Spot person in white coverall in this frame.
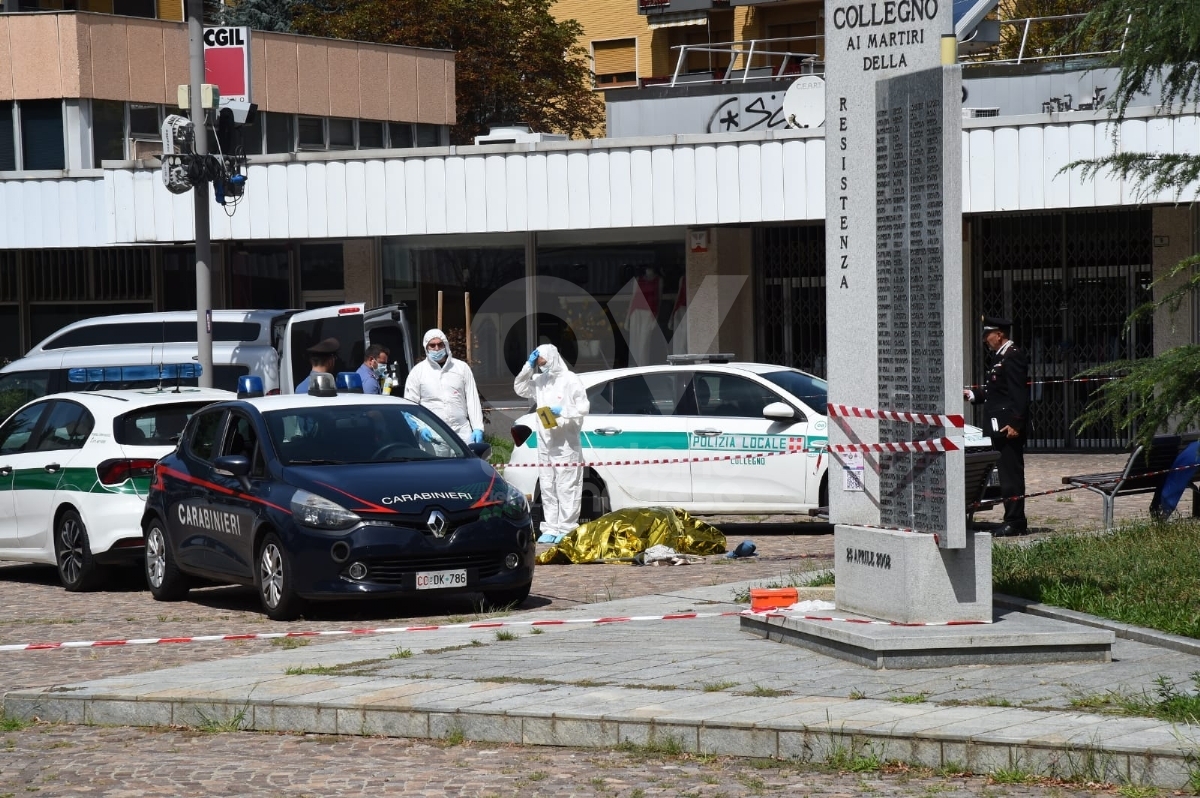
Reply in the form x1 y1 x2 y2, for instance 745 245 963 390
513 343 590 544
404 328 485 445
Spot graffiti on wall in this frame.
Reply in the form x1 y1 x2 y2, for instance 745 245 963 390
706 93 789 134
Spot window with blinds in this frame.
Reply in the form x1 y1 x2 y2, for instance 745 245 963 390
0 103 14 171
593 39 637 86
20 100 65 171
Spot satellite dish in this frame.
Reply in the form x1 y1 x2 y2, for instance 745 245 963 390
783 75 826 129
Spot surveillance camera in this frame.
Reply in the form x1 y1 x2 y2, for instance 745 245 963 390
218 98 258 126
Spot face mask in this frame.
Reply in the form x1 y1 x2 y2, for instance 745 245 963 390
537 365 548 374
375 364 388 378
428 348 448 363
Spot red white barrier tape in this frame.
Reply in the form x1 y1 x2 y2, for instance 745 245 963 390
498 448 809 469
829 437 963 454
0 609 988 652
827 404 965 428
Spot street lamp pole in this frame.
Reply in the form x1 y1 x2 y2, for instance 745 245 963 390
187 0 214 388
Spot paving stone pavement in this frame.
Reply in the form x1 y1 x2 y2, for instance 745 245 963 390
1 452 1193 796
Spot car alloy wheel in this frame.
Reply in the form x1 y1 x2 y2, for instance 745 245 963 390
256 533 303 621
54 509 102 592
144 519 189 601
260 542 285 608
145 526 167 589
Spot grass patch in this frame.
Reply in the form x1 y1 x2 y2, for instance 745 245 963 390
992 517 1200 638
701 680 738 692
193 703 250 733
743 685 793 697
389 647 413 659
495 630 518 641
731 570 829 603
617 733 686 757
271 637 310 650
887 692 928 704
1068 673 1200 723
486 434 514 467
0 711 31 732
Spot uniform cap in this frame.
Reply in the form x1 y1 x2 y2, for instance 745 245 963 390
982 316 1011 332
306 337 340 355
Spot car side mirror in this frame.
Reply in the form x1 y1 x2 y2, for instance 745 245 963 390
763 402 796 421
214 454 252 491
467 441 493 460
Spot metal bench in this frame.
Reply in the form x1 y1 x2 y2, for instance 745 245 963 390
1061 434 1183 531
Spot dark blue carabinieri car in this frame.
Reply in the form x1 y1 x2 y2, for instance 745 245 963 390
141 376 535 620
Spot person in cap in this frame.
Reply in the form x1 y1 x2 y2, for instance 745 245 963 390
964 317 1029 536
514 343 590 544
403 328 485 445
295 337 340 395
356 344 390 395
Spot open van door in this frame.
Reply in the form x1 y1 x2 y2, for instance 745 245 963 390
279 304 367 394
364 303 417 388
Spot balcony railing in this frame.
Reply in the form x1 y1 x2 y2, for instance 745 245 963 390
669 35 823 87
963 12 1129 66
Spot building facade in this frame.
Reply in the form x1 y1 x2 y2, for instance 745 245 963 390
0 8 1195 451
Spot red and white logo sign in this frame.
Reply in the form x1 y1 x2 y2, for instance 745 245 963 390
203 26 252 103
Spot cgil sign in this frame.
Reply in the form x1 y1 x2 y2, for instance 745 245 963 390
203 26 252 103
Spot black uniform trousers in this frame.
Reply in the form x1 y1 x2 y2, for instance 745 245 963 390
990 430 1026 529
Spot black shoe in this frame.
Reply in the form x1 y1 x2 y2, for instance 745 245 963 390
994 524 1027 537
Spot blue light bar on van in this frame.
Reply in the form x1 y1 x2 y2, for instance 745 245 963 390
67 363 203 384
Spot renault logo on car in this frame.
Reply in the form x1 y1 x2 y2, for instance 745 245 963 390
427 510 448 538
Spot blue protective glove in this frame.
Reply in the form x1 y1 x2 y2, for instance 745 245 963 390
550 405 562 416
470 429 484 444
420 428 434 443
527 349 540 368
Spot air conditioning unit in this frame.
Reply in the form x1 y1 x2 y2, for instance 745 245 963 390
963 107 1000 119
474 124 568 146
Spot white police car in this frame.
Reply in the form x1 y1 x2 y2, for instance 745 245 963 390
142 373 535 620
0 365 231 590
505 360 991 519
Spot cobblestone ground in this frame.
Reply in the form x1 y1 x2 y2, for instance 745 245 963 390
0 453 1169 796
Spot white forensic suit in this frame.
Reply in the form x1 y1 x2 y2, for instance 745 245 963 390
513 343 590 542
404 328 485 444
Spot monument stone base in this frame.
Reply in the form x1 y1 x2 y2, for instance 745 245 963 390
834 525 991 624
740 609 1114 669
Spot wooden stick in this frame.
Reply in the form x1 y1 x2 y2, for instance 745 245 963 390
464 292 473 364
437 290 443 330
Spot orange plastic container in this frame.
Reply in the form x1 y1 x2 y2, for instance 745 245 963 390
750 587 798 612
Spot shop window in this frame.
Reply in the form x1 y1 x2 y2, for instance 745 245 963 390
388 122 414 148
593 39 637 87
414 124 441 147
128 103 160 138
299 243 344 295
0 306 19 364
239 110 264 155
298 116 325 149
358 121 384 149
92 99 125 165
229 246 290 308
162 248 197 311
20 100 65 171
112 0 156 16
0 102 14 171
329 118 354 149
264 112 294 154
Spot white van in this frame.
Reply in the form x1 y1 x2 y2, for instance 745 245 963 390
0 304 417 418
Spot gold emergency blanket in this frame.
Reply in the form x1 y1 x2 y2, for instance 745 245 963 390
537 507 726 565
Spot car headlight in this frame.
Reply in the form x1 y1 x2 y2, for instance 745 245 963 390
291 489 360 531
501 482 530 521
